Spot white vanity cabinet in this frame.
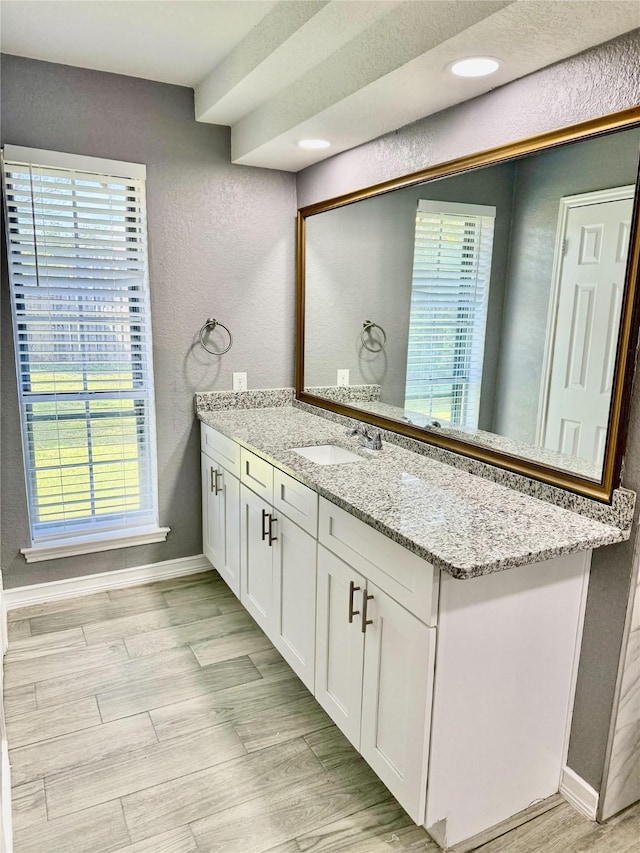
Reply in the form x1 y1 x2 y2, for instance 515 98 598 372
200 432 241 598
240 484 275 631
315 502 437 823
202 429 319 690
240 448 318 691
200 421 595 850
315 545 366 747
271 510 317 690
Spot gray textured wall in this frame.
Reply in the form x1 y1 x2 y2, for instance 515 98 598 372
0 55 297 589
297 30 640 792
493 129 640 445
304 165 515 425
304 191 414 405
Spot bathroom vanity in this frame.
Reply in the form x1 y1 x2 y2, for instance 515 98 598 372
197 400 632 851
195 107 640 851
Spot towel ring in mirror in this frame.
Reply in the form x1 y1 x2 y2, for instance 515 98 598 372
361 320 387 353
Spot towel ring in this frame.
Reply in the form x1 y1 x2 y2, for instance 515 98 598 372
199 318 233 355
361 320 387 353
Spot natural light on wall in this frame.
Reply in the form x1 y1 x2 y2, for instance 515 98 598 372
1 145 167 562
405 200 495 429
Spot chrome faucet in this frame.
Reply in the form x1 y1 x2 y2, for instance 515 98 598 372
403 416 441 429
347 424 383 450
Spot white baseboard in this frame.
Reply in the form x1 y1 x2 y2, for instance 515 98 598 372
4 554 212 610
560 766 599 820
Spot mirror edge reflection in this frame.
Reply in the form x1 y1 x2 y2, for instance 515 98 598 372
295 107 640 503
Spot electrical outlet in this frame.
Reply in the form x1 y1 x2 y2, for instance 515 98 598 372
337 369 349 387
232 372 247 392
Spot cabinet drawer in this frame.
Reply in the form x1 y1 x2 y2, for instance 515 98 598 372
201 423 240 477
241 448 274 502
319 498 438 626
273 469 318 537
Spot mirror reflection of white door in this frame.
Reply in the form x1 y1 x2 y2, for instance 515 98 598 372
540 186 635 470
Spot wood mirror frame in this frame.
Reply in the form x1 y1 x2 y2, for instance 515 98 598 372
295 107 640 502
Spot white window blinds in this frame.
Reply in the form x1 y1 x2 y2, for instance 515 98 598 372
2 146 159 545
404 200 495 429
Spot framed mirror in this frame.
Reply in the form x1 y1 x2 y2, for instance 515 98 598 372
296 108 640 502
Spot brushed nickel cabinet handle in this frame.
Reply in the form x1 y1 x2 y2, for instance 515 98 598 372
268 514 278 546
348 580 361 623
361 591 374 633
210 466 216 493
213 469 222 495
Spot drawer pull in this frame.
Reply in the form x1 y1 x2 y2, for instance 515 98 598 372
361 591 374 633
268 514 278 546
348 580 361 623
261 508 269 541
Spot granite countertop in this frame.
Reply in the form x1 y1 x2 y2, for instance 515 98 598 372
198 406 630 579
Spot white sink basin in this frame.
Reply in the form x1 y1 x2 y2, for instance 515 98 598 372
291 444 364 465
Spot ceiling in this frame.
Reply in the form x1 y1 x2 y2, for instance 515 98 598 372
1 0 638 172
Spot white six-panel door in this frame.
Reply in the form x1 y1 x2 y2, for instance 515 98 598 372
542 189 634 466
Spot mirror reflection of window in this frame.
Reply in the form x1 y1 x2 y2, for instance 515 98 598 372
404 200 496 429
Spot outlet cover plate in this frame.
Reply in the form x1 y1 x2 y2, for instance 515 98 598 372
233 372 247 392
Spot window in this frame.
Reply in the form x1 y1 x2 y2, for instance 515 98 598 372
2 146 167 561
404 200 495 429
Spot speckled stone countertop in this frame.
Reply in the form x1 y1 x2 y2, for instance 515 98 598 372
198 405 631 580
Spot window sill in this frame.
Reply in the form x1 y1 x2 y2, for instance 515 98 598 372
21 527 171 563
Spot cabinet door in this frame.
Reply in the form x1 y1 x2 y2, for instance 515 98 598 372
217 464 241 598
360 582 436 824
201 453 240 598
240 484 274 635
201 453 220 569
272 514 317 691
315 545 365 750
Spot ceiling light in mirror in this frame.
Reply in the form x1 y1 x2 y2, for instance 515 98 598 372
449 57 501 77
298 139 331 150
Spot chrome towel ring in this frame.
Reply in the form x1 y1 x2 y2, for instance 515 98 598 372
199 318 233 355
361 320 387 353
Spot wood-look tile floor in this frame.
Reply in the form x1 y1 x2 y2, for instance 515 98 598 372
5 570 639 853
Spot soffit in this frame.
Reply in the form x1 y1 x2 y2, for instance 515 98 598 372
1 0 638 171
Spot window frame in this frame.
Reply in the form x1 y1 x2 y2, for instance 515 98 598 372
404 199 496 430
1 145 168 562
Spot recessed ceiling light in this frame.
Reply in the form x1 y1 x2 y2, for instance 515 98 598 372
449 57 501 78
298 139 331 150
